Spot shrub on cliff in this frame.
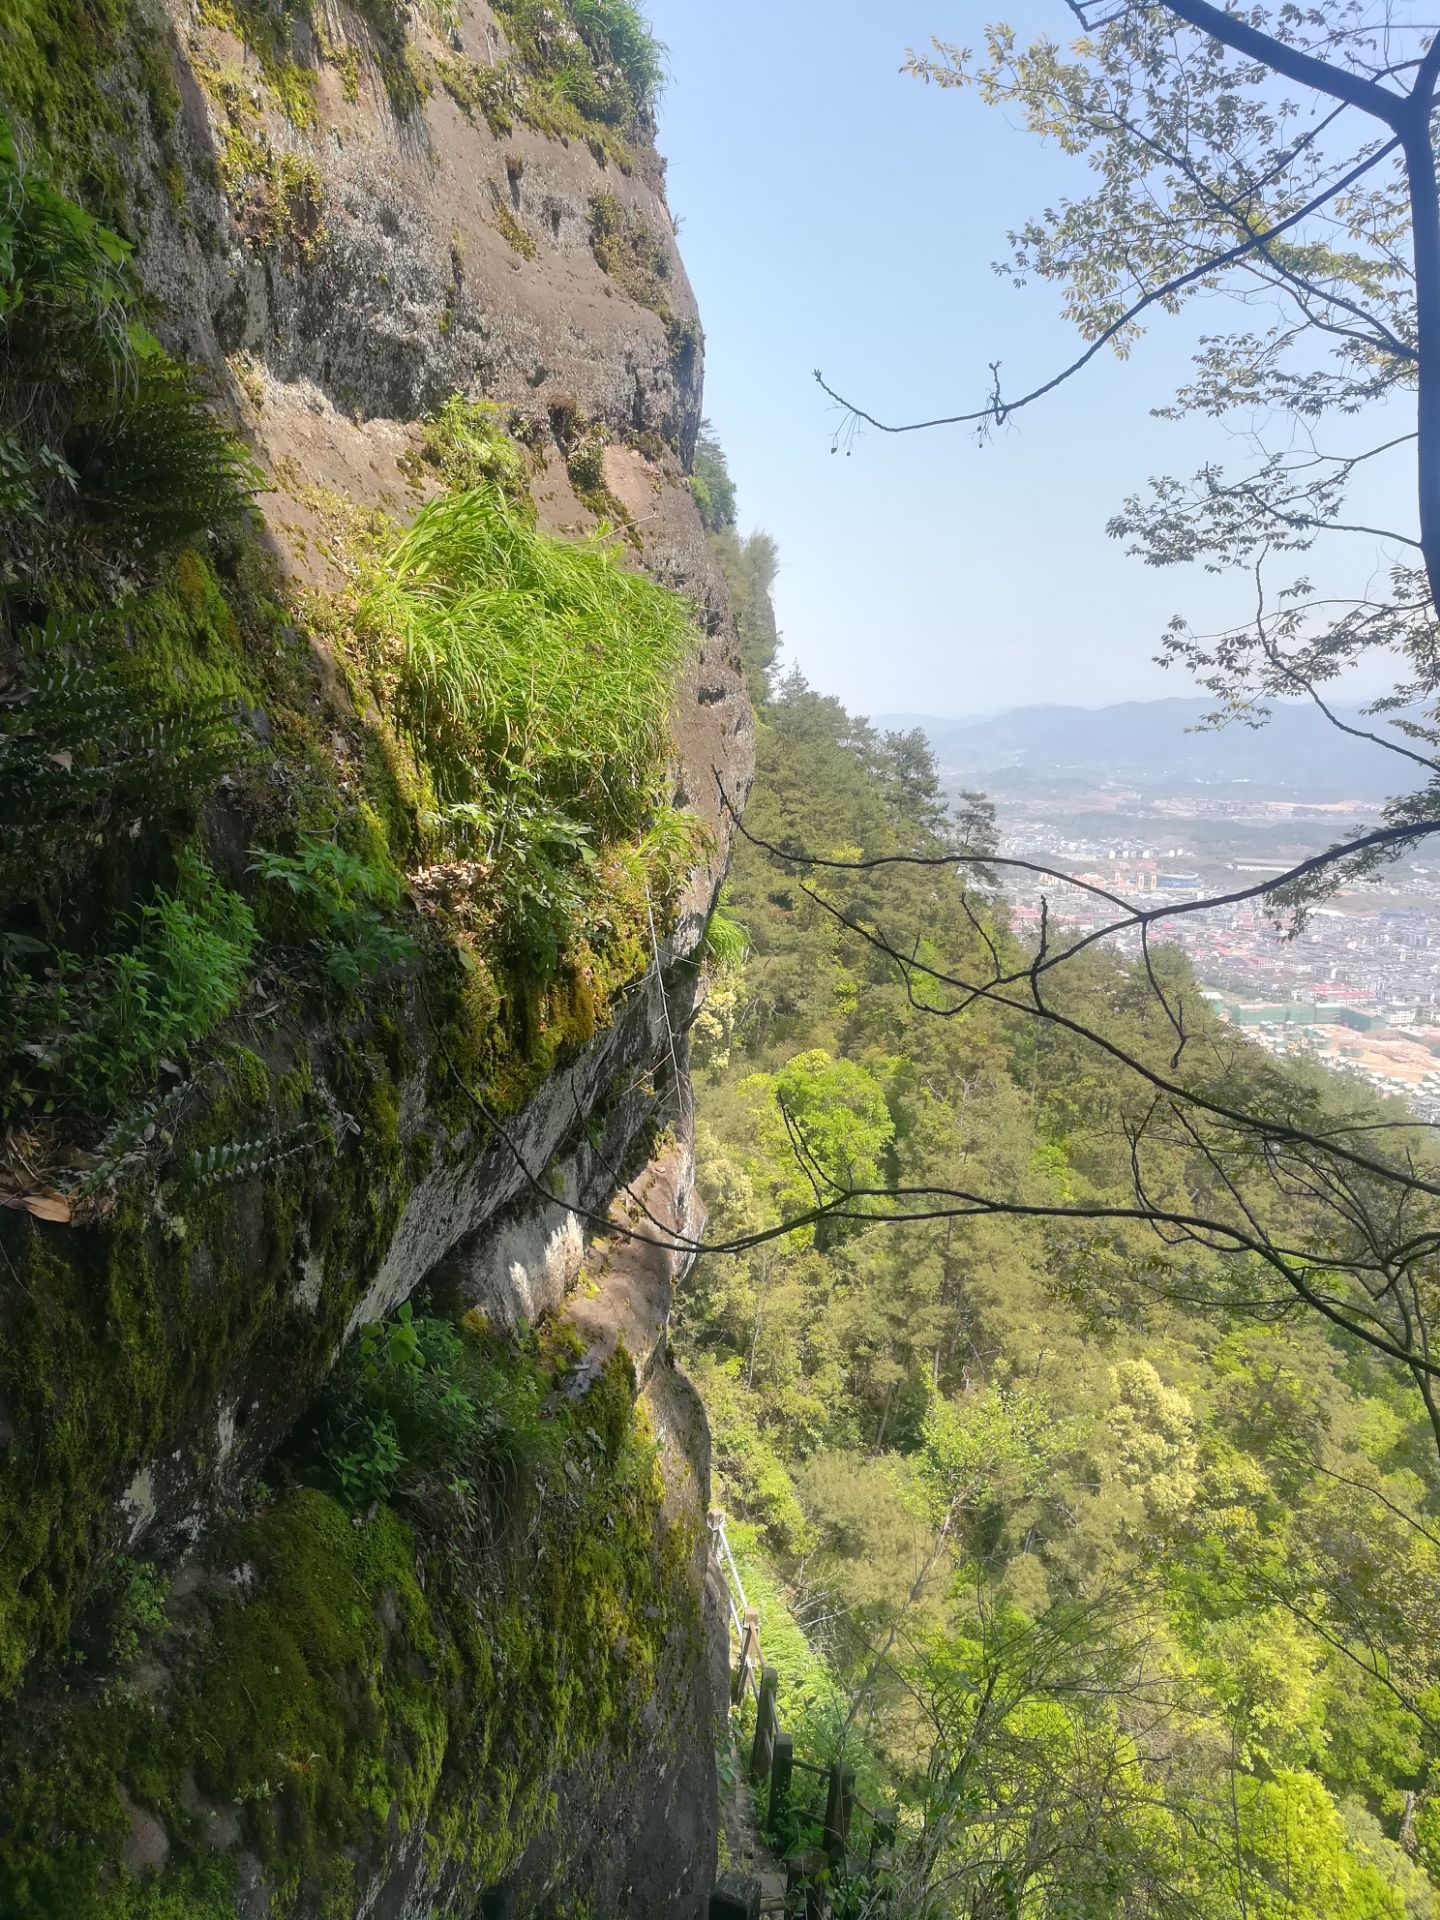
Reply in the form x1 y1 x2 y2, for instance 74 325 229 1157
493 0 665 126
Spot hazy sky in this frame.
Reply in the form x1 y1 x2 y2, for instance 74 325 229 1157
646 0 1416 721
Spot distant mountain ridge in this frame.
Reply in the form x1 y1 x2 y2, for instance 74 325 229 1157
877 697 1420 802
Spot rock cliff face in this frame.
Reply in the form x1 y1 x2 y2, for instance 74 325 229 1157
0 2 749 1913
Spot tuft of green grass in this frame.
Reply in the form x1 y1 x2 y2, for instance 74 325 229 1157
356 482 694 838
704 898 749 971
349 482 696 973
568 0 665 115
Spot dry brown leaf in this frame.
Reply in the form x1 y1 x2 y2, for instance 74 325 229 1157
0 1190 73 1223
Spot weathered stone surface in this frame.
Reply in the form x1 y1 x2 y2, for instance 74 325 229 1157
710 1873 764 1920
133 2 698 444
12 0 754 1599
0 3 749 1910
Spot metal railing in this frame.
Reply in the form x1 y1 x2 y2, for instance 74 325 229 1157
709 1509 751 1638
709 1508 764 1707
707 1511 898 1920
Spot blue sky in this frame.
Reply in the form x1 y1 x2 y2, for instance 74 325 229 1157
646 0 1414 721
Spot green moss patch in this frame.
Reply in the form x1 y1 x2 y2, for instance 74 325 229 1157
491 196 538 260
0 0 151 209
200 71 328 255
0 1328 699 1920
194 0 421 124
587 192 699 382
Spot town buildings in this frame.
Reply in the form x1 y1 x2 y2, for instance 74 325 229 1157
997 818 1440 1117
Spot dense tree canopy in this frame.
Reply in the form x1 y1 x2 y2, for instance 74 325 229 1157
688 648 1440 1917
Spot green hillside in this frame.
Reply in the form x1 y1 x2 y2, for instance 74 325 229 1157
686 432 1440 1919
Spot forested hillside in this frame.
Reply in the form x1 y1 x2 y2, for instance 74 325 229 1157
686 435 1440 1918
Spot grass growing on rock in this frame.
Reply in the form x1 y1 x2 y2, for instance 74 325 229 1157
356 483 691 832
410 396 538 511
492 0 664 127
589 189 671 313
437 0 663 170
195 0 423 123
347 479 701 972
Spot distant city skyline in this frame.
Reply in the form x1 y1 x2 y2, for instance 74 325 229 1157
648 0 1415 721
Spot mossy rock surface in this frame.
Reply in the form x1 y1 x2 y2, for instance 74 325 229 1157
0 1021 411 1699
0 1338 705 1920
0 0 739 1909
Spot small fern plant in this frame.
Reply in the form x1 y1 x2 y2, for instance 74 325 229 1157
0 618 243 891
249 838 418 988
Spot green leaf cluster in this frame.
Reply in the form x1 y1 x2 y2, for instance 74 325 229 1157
316 1303 561 1509
249 838 418 989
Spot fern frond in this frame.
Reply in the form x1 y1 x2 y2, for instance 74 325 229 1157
0 630 242 850
187 1124 321 1190
68 360 262 552
73 1079 194 1197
